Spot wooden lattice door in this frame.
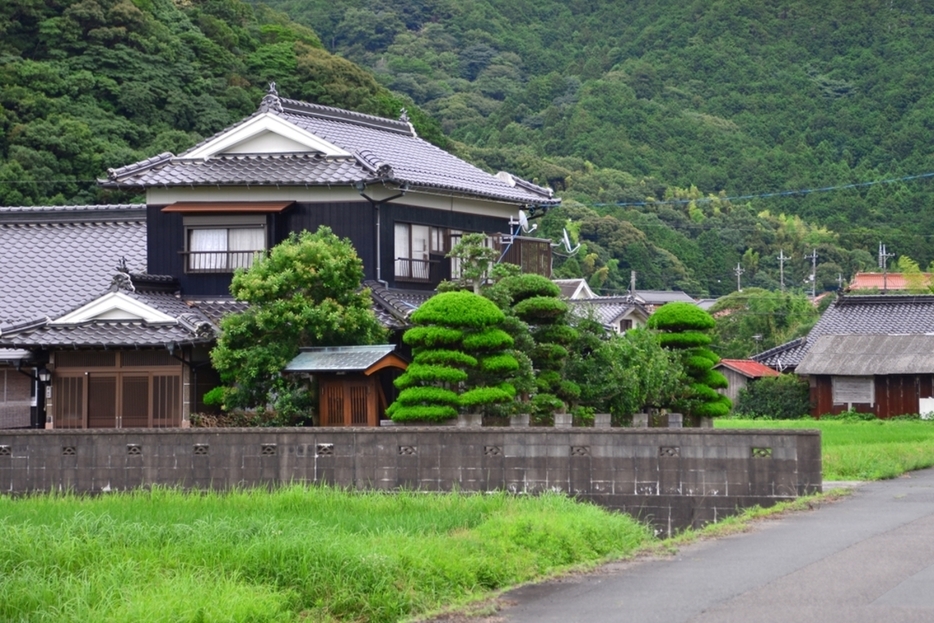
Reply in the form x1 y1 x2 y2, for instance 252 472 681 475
319 376 377 427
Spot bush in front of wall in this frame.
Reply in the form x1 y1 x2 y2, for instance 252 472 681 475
387 291 518 422
734 374 811 420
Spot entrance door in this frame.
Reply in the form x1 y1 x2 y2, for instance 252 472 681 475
87 375 118 428
319 377 377 426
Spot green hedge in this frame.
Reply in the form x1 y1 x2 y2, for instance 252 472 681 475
413 350 478 368
394 364 468 389
404 326 464 348
513 296 569 321
462 328 514 351
658 331 712 348
647 302 716 331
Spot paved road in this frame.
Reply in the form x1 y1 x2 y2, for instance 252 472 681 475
469 468 934 623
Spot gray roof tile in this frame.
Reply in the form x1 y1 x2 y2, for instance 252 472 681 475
755 294 934 370
570 296 647 328
0 206 147 326
0 291 214 349
105 97 558 207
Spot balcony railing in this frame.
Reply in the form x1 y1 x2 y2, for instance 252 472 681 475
182 250 264 273
394 257 439 283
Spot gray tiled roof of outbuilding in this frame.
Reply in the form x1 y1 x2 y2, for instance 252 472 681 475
0 205 147 327
754 294 934 370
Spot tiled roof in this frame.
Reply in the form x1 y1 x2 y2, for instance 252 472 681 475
0 205 147 327
717 359 780 378
184 298 250 325
569 296 647 328
284 344 404 373
553 278 596 299
796 334 934 376
366 281 435 328
104 93 558 207
755 294 934 371
0 290 215 349
633 290 696 305
104 153 368 188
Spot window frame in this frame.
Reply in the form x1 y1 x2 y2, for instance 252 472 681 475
183 215 267 273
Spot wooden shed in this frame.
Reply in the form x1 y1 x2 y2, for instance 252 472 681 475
284 345 408 427
795 334 934 418
714 359 780 402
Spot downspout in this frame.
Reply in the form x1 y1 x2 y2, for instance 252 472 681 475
167 344 212 421
355 181 407 287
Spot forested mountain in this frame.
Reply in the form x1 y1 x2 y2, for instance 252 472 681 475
3 0 934 298
253 0 934 295
0 0 442 207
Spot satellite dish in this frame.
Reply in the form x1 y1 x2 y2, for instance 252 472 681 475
517 210 538 234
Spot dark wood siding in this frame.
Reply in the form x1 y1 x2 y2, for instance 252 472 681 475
149 200 512 296
382 203 510 289
284 202 376 280
810 374 933 419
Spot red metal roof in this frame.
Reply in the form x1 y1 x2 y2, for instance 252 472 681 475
717 359 781 378
848 272 932 291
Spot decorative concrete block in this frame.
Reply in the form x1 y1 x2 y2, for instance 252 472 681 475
594 413 612 428
554 413 572 428
457 413 483 428
509 414 530 427
667 413 683 428
632 413 649 427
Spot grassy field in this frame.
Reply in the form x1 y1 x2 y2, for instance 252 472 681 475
0 487 650 623
718 418 934 481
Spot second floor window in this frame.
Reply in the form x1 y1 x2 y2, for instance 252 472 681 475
184 215 266 273
395 223 445 281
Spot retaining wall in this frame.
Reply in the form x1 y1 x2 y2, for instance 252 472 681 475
0 428 821 534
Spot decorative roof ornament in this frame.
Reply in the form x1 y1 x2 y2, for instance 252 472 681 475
399 107 410 123
115 256 129 274
258 82 283 114
109 271 135 293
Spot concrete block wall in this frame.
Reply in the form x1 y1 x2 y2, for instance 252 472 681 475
0 428 821 534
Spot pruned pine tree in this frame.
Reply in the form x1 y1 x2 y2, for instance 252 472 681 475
387 291 518 422
647 302 732 418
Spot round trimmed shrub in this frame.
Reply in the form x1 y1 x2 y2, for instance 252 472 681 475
410 290 505 328
404 326 464 348
462 328 514 351
498 273 561 301
413 350 478 368
513 296 569 321
658 331 712 349
647 302 716 332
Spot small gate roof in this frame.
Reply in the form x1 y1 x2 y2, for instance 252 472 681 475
284 344 406 374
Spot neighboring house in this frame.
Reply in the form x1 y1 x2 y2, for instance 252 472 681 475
796 335 934 418
714 359 780 403
570 296 650 333
553 278 597 299
102 84 559 298
754 294 934 418
0 205 147 428
2 87 560 429
847 272 933 293
632 289 696 313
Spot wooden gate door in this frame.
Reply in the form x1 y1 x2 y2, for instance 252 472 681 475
87 374 118 428
319 376 377 427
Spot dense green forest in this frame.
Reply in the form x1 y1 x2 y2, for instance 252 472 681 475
253 0 934 295
3 0 934 298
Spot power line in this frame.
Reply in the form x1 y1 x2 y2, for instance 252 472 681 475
590 171 934 209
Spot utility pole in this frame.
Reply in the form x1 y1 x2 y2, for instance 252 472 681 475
879 242 894 293
734 262 745 292
837 273 844 291
777 249 788 293
805 249 818 299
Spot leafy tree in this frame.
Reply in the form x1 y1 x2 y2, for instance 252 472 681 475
565 318 682 423
211 227 385 422
647 302 732 419
710 288 819 359
387 291 518 422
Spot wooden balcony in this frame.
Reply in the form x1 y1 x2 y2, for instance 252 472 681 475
494 235 552 277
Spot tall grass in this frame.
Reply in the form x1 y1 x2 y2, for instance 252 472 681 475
0 487 650 623
717 418 934 480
